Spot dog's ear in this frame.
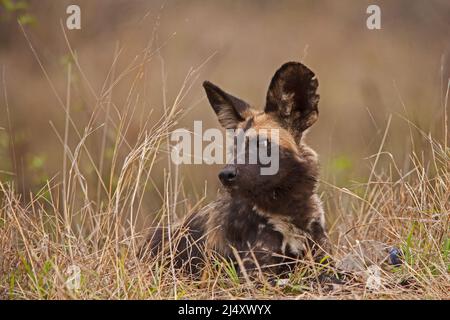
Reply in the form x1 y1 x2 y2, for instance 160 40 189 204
264 62 319 139
203 81 252 129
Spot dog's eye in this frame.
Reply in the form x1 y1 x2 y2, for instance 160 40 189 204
259 137 270 149
260 140 268 148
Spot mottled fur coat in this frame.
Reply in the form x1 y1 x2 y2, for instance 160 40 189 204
142 62 330 276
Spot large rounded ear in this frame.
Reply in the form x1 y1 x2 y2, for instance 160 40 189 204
264 62 319 139
203 81 252 129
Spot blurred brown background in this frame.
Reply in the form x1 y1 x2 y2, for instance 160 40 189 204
0 0 449 217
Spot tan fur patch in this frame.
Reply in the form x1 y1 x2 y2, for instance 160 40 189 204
201 201 228 253
242 113 300 155
253 205 309 255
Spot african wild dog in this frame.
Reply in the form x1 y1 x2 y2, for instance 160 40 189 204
142 62 330 276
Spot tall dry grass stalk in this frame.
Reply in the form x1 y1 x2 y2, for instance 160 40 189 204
0 24 448 300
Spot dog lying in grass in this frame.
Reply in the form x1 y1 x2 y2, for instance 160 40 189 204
142 62 331 277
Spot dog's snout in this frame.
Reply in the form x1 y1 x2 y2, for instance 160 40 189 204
219 167 237 185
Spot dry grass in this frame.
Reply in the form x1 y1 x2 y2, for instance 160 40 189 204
0 106 448 299
0 2 449 299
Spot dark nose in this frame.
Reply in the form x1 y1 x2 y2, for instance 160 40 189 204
218 167 237 185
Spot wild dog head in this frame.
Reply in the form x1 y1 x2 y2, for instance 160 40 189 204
203 62 320 209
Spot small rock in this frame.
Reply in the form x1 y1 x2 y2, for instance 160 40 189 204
388 247 402 266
